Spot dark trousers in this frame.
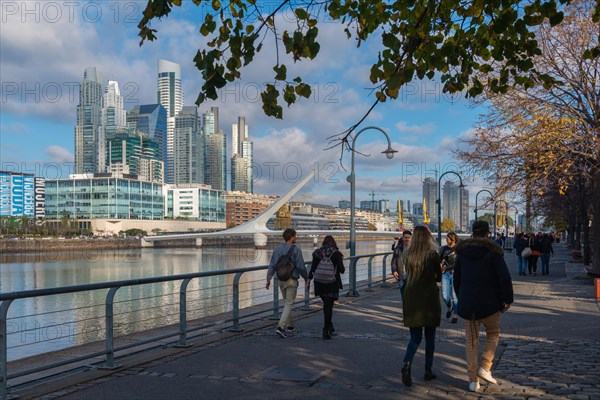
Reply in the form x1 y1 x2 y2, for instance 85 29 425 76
403 326 436 369
528 255 539 274
321 296 335 329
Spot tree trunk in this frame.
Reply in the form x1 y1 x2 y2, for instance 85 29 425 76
583 217 590 266
567 224 575 249
591 171 600 271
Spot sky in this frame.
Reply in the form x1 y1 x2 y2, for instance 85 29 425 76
0 1 497 215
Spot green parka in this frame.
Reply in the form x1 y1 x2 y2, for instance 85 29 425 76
402 251 442 328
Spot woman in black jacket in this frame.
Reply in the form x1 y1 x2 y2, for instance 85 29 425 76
307 235 345 339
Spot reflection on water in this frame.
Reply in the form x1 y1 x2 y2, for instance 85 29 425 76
1 240 391 361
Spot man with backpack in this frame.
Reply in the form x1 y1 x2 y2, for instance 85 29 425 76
266 228 307 338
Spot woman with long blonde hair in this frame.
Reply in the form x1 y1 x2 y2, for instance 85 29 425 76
400 225 442 387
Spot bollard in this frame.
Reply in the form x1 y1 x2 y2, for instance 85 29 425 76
595 278 600 299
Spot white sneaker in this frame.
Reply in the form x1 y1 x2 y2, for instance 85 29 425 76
469 381 480 392
477 367 498 384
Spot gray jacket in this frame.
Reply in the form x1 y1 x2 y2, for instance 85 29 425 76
267 243 308 281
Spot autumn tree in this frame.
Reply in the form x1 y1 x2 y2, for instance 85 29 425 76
440 218 455 233
136 0 600 142
457 0 600 269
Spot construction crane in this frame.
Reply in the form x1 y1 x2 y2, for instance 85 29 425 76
368 190 386 211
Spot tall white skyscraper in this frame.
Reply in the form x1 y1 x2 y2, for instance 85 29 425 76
75 67 104 174
174 106 203 184
231 116 253 193
102 80 126 139
422 177 438 226
157 59 184 183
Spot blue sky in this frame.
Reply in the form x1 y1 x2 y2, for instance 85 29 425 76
0 1 495 213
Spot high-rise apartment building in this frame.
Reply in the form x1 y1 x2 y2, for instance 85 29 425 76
459 186 469 232
157 59 184 184
75 67 104 174
173 106 203 184
422 177 438 226
203 107 227 190
101 80 126 139
442 180 460 225
126 104 167 164
231 116 253 193
105 131 164 183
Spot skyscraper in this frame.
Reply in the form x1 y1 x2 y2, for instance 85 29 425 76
101 80 126 140
173 106 203 184
75 67 103 173
442 180 460 226
459 186 469 232
126 104 167 165
105 131 163 183
231 116 253 193
422 177 438 226
157 59 184 183
203 107 226 190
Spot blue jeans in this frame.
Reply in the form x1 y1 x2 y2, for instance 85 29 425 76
540 253 551 274
403 326 436 369
441 272 457 312
517 255 527 275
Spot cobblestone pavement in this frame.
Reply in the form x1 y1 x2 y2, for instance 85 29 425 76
14 244 600 400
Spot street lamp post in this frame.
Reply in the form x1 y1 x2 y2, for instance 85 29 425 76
474 189 494 222
437 171 465 245
507 205 519 235
347 126 397 296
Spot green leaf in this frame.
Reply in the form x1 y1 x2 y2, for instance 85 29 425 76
273 64 287 81
295 8 308 20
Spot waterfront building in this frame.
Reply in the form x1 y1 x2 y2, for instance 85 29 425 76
231 116 253 193
412 202 423 216
267 212 330 231
75 67 104 174
127 104 167 165
0 171 42 218
442 180 460 226
459 186 469 232
222 191 278 228
359 199 389 212
203 107 227 190
422 177 438 226
45 173 164 221
164 184 225 223
157 59 184 184
174 106 203 184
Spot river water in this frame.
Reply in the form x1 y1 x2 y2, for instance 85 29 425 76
1 240 392 361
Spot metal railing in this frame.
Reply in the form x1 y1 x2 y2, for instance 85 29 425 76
0 251 392 399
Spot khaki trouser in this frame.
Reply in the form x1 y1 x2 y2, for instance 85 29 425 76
463 311 501 382
277 278 299 329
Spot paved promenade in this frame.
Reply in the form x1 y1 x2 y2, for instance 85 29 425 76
20 243 600 399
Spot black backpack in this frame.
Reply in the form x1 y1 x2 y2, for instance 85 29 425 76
275 245 296 281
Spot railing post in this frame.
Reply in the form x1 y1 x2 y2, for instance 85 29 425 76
381 254 390 287
174 278 193 347
271 277 280 319
231 272 243 332
1 300 13 400
365 256 374 292
346 256 359 297
101 287 121 369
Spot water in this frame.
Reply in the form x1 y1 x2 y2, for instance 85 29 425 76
0 240 392 361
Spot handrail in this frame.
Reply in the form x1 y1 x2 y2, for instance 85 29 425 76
0 251 392 399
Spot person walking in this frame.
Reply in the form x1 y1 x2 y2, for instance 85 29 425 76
540 233 554 275
513 233 528 276
307 235 345 340
391 230 413 299
528 232 542 276
266 228 308 338
453 220 514 392
400 226 441 387
439 232 459 323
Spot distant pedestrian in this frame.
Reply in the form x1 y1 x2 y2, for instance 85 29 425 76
540 233 554 275
307 235 345 340
439 232 459 323
391 230 412 299
513 233 528 276
400 226 441 387
454 220 514 392
494 233 504 248
266 228 308 338
528 233 542 275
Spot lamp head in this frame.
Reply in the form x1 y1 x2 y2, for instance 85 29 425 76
382 146 398 160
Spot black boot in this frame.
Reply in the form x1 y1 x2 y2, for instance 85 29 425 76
424 367 437 381
322 327 331 340
329 323 335 336
401 361 412 387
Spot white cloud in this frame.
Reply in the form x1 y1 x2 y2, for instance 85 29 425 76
396 121 436 135
45 145 73 163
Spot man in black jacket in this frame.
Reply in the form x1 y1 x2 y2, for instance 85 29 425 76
454 220 514 393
